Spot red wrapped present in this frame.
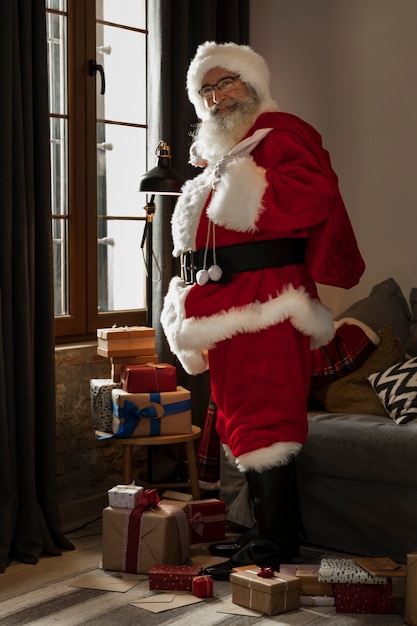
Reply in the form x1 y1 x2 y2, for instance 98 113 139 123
192 575 214 598
148 564 203 592
120 363 177 393
334 582 392 614
188 498 225 544
102 490 189 574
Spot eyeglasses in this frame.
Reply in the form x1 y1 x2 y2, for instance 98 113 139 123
198 75 241 100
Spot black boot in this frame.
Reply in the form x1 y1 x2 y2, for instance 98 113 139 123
204 459 302 579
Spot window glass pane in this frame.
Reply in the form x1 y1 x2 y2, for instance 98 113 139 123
46 0 67 10
46 11 67 115
50 117 68 216
98 220 145 312
96 25 146 124
99 0 146 30
97 123 146 217
53 218 69 315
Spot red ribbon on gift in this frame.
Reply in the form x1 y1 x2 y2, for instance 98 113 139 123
123 489 160 573
189 510 225 537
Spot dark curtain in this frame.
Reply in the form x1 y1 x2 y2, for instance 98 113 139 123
147 0 250 443
0 1 73 573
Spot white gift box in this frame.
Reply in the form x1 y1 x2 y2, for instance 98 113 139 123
318 559 388 585
108 483 144 509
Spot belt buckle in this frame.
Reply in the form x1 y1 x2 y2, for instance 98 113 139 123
180 250 196 284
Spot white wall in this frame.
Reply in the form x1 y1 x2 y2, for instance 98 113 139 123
250 0 417 315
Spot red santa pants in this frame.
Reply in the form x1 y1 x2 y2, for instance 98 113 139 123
208 319 311 462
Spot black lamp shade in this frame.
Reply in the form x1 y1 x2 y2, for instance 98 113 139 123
139 142 185 195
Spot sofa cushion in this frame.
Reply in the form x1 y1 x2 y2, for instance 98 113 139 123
336 277 410 346
300 411 417 487
368 357 417 425
310 325 406 416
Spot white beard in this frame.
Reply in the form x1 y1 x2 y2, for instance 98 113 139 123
189 95 261 167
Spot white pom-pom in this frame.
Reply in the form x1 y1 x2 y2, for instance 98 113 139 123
208 264 223 282
196 269 209 285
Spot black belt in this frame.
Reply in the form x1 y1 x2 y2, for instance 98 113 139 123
180 238 306 285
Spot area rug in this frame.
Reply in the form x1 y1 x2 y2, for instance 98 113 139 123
0 546 406 626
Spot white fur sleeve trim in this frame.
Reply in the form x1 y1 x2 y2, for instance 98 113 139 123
207 155 267 232
171 171 212 256
160 276 209 375
223 442 302 473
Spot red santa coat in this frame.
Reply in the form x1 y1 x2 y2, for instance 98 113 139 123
161 112 364 471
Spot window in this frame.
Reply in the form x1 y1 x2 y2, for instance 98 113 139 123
46 0 148 343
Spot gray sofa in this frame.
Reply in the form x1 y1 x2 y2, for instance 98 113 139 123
297 278 417 564
221 278 417 564
297 410 417 563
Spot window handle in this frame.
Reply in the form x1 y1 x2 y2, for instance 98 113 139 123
89 59 105 95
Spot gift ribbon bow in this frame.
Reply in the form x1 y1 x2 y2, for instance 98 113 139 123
108 393 191 438
123 489 189 574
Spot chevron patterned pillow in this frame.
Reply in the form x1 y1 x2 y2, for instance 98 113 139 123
368 357 417 424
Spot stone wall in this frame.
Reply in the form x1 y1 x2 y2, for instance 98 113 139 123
55 343 147 528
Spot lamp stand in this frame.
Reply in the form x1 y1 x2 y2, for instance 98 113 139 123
141 194 156 327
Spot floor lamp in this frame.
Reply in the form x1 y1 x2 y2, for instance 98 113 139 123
139 141 184 327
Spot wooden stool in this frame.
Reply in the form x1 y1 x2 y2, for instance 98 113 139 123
101 425 201 500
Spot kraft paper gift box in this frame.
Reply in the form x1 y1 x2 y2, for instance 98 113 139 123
318 558 388 585
148 564 203 592
111 354 159 383
102 495 190 574
334 582 392 614
120 363 177 393
108 483 144 509
405 551 417 626
111 386 192 437
280 563 334 596
230 570 300 616
97 326 156 358
90 379 121 432
188 498 225 544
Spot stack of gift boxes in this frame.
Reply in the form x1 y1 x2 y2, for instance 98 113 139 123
102 485 227 599
228 557 407 617
91 325 192 438
93 326 226 599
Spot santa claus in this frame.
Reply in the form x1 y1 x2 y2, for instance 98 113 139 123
161 41 365 577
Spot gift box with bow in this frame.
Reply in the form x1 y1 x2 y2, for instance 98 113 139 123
107 483 144 509
97 325 156 358
102 489 190 574
120 363 177 393
192 575 214 598
188 498 225 544
109 386 191 438
230 569 300 616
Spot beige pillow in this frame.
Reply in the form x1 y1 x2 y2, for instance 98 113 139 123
310 325 406 416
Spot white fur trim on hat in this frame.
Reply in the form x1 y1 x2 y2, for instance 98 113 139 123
187 41 278 120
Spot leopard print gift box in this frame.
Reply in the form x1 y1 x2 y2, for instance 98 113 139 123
90 378 121 433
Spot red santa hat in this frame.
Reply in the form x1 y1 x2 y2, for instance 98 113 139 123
187 41 278 121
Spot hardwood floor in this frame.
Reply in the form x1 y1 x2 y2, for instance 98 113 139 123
1 518 103 601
